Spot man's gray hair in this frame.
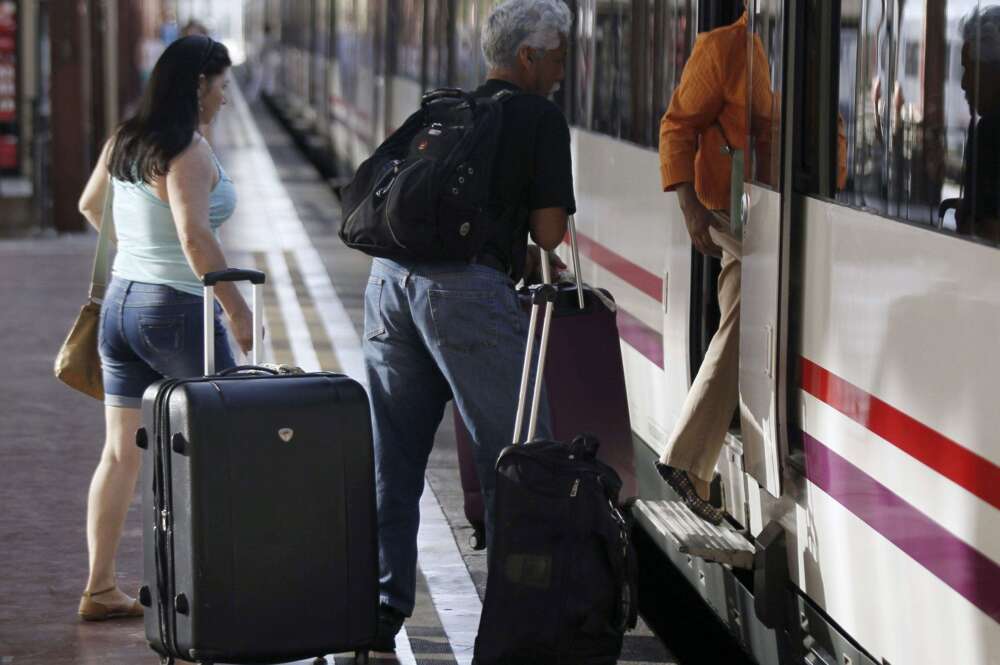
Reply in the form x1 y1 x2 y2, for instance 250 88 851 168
962 6 1000 64
482 0 572 69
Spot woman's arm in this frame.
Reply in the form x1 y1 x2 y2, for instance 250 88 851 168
166 138 253 352
78 139 114 231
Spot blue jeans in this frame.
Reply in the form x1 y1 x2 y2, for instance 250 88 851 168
99 278 236 407
363 258 550 615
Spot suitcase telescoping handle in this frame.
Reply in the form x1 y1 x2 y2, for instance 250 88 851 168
511 216 585 444
202 268 266 375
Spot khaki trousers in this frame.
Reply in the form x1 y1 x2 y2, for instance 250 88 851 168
660 250 740 484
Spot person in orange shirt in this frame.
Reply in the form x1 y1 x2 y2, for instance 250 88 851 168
654 4 773 524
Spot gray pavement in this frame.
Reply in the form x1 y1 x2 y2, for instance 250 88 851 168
0 234 147 664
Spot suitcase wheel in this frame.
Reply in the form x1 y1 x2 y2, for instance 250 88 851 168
313 658 327 665
159 658 174 665
469 527 486 551
354 651 370 665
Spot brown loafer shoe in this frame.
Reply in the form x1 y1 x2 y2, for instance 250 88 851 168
78 586 144 621
654 462 725 525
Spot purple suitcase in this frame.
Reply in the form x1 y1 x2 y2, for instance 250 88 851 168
454 230 636 549
454 420 487 549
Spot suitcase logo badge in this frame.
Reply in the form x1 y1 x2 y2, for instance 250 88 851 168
278 428 295 443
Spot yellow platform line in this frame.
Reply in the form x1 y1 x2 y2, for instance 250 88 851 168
284 250 342 372
252 251 294 366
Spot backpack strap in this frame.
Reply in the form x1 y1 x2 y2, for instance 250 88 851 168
489 88 521 104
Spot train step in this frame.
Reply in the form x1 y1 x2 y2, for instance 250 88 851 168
632 499 755 569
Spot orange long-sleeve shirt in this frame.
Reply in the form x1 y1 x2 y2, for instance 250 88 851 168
659 12 773 212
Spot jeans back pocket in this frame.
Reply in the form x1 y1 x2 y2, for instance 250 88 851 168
428 288 498 353
364 276 387 340
138 314 186 354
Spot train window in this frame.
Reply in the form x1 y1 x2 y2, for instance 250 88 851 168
572 0 594 127
748 0 783 189
334 1 359 117
592 0 634 139
396 0 424 82
817 0 1000 245
578 0 694 147
651 0 695 145
453 0 487 91
425 0 451 88
312 1 331 112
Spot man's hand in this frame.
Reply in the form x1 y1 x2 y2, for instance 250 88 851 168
677 183 722 257
524 245 568 284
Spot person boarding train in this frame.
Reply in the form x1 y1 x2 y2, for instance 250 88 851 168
654 2 774 523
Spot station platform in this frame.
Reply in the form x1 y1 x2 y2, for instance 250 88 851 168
0 81 677 664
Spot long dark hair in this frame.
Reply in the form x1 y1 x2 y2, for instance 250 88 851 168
108 36 231 183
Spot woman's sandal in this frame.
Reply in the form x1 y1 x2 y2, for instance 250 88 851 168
654 462 725 525
78 586 144 621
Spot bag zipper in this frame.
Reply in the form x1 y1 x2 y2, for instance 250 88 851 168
383 160 422 249
342 159 403 238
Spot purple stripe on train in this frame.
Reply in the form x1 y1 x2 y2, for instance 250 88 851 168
615 307 664 369
803 432 1000 623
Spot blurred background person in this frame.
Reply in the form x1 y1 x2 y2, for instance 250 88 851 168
957 5 1000 243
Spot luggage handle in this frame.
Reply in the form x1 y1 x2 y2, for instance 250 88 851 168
216 364 280 377
566 215 585 310
561 216 617 313
202 268 266 375
512 215 584 444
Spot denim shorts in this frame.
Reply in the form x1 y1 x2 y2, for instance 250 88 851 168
98 277 236 408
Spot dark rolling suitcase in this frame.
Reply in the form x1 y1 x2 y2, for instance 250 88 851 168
454 218 636 550
473 252 638 665
138 269 378 665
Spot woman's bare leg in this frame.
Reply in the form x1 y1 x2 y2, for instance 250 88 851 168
84 405 142 603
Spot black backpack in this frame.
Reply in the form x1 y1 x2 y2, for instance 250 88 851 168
473 435 639 665
339 88 518 261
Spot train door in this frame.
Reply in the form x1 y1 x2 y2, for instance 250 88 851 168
738 0 786 496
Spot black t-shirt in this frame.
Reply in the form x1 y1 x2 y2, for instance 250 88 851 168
472 79 576 280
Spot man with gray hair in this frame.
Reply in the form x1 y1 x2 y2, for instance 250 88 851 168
957 5 1000 242
364 0 575 654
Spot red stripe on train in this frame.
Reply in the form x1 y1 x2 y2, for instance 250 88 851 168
801 357 1000 511
565 231 663 302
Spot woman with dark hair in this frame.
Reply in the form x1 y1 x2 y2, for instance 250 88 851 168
75 35 250 620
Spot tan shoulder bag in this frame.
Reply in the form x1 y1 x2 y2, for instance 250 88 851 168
54 179 114 400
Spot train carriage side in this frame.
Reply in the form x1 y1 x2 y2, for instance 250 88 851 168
570 1 1000 664
777 1 1000 664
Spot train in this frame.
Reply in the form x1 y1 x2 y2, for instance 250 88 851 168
241 1 1000 664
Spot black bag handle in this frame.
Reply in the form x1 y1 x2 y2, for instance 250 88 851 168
422 87 476 109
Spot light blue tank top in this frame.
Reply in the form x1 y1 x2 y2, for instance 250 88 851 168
111 147 237 296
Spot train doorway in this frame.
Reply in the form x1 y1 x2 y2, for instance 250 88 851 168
687 0 744 415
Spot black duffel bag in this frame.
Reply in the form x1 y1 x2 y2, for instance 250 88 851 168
473 434 639 665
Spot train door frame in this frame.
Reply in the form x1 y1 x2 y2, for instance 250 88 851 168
736 0 791 498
